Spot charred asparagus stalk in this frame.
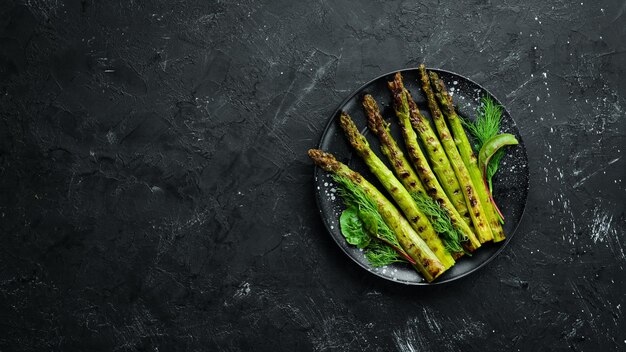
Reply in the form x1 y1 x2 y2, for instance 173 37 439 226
362 94 477 255
362 95 426 196
339 112 455 269
418 65 493 243
397 77 472 228
308 149 446 281
429 72 506 242
385 75 481 251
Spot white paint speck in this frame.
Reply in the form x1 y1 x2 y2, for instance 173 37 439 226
105 130 117 144
234 282 251 298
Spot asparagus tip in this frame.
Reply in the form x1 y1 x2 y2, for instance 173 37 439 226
387 73 407 111
418 64 429 84
393 72 404 87
339 111 351 126
362 94 378 113
338 111 366 148
308 149 340 172
428 70 440 81
362 95 385 133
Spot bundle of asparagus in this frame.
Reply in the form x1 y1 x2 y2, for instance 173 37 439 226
308 65 518 282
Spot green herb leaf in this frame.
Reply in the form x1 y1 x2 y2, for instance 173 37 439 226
486 149 505 193
339 207 370 248
410 192 469 255
358 208 379 237
462 96 502 151
365 241 407 267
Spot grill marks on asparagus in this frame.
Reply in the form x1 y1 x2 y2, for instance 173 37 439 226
387 73 481 251
362 94 472 256
338 113 456 269
403 80 472 226
429 72 506 242
362 95 427 195
308 149 446 281
418 65 493 243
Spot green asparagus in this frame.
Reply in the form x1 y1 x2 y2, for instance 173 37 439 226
418 64 493 243
362 94 473 256
339 112 455 269
397 78 472 228
386 73 481 251
429 72 507 242
308 149 446 281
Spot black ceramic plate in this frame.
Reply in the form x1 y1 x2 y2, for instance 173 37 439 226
314 68 529 285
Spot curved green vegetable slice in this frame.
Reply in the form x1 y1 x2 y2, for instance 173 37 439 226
478 133 519 220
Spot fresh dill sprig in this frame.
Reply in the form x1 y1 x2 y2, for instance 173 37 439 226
462 96 506 195
410 192 469 255
365 242 406 267
462 96 502 151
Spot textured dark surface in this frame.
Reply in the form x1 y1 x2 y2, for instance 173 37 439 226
0 0 624 350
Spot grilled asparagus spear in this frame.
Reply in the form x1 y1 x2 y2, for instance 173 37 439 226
397 77 472 227
339 112 455 269
418 65 493 243
362 95 426 196
362 94 475 255
308 149 446 281
429 72 506 242
386 74 481 251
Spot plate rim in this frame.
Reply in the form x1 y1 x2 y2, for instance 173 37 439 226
313 67 530 285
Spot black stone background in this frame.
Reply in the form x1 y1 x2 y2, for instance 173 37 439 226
0 0 624 351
